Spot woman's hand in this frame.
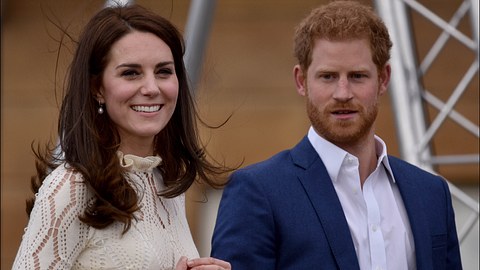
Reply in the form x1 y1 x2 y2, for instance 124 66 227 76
175 256 231 270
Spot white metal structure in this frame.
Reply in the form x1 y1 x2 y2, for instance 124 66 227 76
184 0 217 92
104 0 133 8
374 0 479 264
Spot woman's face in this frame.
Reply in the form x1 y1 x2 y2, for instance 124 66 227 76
99 30 179 156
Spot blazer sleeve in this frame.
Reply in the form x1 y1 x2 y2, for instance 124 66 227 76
390 156 463 269
211 169 277 270
443 178 463 270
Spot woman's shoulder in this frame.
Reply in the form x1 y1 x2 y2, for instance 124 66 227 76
14 164 94 269
36 163 92 205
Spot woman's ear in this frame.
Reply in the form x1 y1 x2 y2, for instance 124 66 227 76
95 88 105 104
293 64 307 96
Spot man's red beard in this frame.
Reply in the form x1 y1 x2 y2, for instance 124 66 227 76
306 98 378 147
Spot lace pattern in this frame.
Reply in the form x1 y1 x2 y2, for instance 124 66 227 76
13 154 199 270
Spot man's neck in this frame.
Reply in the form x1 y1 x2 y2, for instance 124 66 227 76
339 136 378 188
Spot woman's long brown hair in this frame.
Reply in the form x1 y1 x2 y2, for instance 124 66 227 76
27 4 233 233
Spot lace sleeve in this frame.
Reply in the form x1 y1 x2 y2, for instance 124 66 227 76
12 164 94 270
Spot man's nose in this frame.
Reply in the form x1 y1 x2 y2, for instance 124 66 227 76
332 77 353 101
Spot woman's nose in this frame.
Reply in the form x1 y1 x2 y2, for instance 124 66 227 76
141 75 160 96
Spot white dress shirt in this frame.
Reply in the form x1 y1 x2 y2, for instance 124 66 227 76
308 127 416 270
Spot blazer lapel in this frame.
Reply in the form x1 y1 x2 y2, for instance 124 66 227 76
389 157 433 270
291 137 360 270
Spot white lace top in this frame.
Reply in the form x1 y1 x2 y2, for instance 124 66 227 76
12 153 199 270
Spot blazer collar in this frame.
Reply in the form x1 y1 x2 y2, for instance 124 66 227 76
291 137 360 270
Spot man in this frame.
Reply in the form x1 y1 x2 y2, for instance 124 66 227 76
211 1 462 269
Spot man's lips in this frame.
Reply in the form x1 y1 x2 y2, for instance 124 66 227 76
331 109 357 115
330 108 358 119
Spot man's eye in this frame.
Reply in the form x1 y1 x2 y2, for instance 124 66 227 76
351 73 366 79
320 74 334 80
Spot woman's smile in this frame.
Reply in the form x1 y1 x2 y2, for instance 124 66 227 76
131 104 163 113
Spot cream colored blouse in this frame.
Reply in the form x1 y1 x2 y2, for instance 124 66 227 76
13 153 199 270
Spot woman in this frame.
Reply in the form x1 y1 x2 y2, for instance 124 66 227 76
13 4 231 270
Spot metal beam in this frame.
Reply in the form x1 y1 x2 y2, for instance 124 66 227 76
184 0 217 94
373 0 479 265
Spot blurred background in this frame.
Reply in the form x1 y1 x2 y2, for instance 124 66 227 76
1 0 478 269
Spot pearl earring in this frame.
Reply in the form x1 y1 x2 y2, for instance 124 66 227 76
98 103 104 114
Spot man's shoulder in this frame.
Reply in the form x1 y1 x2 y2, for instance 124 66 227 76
388 155 431 173
236 136 314 174
236 149 295 176
387 155 446 183
225 147 309 200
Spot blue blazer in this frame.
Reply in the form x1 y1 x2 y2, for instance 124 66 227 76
211 137 462 269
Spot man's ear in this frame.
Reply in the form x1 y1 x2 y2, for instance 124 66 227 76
293 64 307 96
378 64 391 96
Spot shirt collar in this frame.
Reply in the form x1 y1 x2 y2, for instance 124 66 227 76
375 136 396 183
117 151 162 172
307 126 396 183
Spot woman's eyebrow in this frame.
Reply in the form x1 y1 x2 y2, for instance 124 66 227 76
115 61 174 69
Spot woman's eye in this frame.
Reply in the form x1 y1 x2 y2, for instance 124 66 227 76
158 68 173 75
121 70 140 78
156 68 174 78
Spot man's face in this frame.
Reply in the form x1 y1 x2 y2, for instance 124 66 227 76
294 38 390 148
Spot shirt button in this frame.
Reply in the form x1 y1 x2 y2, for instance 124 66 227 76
372 224 378 232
